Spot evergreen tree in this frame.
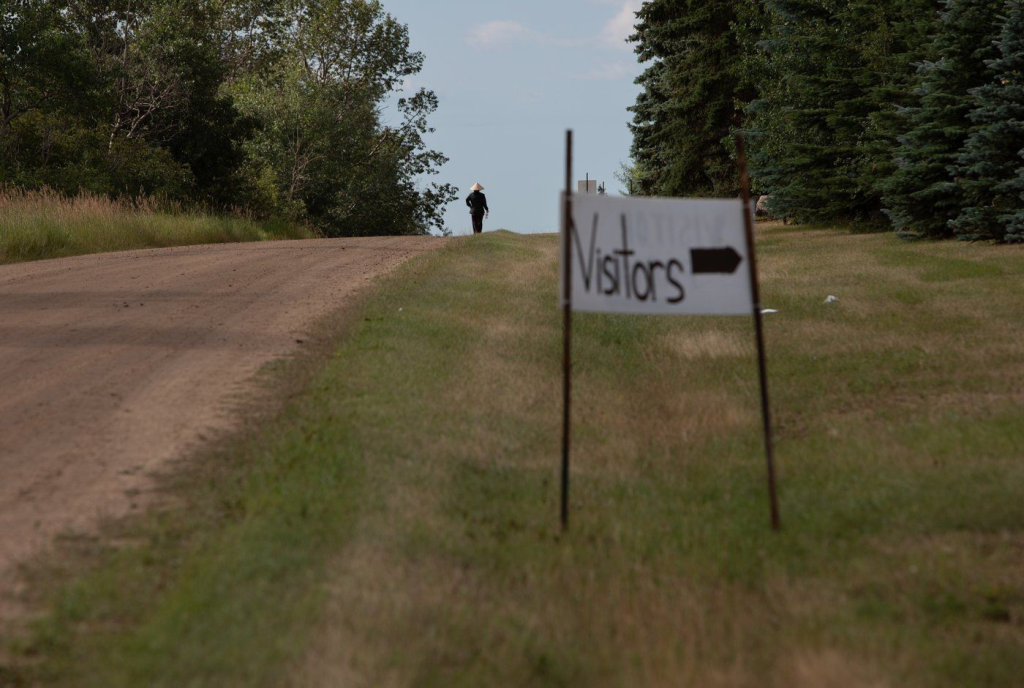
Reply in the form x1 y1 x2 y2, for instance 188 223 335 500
743 0 936 224
851 0 941 218
952 0 1024 242
882 0 1003 237
743 0 865 222
629 0 750 198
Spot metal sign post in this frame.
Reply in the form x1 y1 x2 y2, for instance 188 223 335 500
558 130 781 532
736 134 781 531
561 130 574 531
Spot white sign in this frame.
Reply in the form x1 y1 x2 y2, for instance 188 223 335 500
562 194 754 316
578 180 598 195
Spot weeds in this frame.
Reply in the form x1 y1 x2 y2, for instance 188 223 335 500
0 188 312 263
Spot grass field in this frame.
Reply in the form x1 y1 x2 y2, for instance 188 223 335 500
0 188 311 264
3 226 1022 687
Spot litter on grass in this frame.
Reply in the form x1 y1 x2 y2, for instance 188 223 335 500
824 295 839 304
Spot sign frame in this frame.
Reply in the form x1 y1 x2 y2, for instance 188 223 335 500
559 130 781 532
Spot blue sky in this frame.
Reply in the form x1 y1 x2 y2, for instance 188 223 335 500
380 0 645 235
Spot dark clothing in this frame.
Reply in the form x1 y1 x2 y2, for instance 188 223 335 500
467 190 488 234
466 191 489 215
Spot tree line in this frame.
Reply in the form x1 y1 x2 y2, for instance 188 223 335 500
628 0 1023 243
0 0 456 236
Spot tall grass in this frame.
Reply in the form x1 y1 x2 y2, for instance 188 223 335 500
0 188 313 264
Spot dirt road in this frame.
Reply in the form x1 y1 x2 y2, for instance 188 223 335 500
0 237 441 596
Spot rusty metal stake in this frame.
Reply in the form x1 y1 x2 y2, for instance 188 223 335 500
561 130 574 531
736 133 781 531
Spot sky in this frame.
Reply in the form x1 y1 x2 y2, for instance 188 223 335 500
379 0 645 236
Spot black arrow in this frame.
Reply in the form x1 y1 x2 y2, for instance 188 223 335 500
691 247 743 274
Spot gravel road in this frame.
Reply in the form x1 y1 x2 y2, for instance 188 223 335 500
0 237 441 603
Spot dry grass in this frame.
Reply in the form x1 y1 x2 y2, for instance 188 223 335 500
0 187 311 263
286 230 1024 686
295 229 1022 687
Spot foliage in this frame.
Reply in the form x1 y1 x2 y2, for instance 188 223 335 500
627 0 1020 242
883 0 1004 238
745 0 856 221
951 0 1024 242
613 160 645 195
851 0 943 215
741 0 938 224
0 0 454 236
628 0 750 198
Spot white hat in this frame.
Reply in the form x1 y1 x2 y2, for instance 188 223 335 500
471 183 484 191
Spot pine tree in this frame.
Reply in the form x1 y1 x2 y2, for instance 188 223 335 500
852 0 941 219
741 0 940 224
882 0 1003 238
629 0 750 198
952 0 1024 242
743 0 874 222
630 45 670 196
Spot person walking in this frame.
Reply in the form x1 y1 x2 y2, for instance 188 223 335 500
466 183 489 235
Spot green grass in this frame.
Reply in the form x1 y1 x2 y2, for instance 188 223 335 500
3 226 1022 687
0 188 312 264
